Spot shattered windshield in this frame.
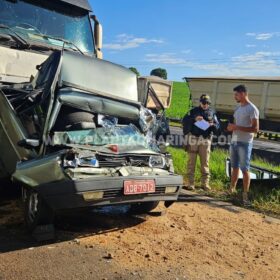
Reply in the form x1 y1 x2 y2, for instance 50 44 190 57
54 125 150 148
0 0 94 54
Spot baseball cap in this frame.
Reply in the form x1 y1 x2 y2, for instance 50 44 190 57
200 94 211 104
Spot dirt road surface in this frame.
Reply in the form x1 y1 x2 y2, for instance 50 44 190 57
0 191 279 280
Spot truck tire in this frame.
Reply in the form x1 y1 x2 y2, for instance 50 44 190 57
129 201 159 214
53 107 95 131
23 187 54 232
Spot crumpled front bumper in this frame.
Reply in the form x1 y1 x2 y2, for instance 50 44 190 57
36 174 183 210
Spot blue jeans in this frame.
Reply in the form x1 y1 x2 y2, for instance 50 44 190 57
230 142 253 172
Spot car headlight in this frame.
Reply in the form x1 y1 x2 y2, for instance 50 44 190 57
63 156 99 168
149 156 166 168
78 157 99 168
63 158 78 168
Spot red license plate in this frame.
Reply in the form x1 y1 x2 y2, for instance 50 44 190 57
124 180 156 195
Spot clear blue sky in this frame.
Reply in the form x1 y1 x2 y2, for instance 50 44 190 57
90 0 280 81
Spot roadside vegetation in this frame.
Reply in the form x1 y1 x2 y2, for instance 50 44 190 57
167 81 280 216
165 82 190 119
168 146 280 217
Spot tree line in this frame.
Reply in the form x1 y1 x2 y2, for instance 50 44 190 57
129 67 168 80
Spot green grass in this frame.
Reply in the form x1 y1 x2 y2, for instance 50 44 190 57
169 147 228 190
168 146 280 216
169 121 182 127
165 82 190 119
251 156 280 173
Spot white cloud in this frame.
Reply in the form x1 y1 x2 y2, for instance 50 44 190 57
144 51 280 76
230 51 280 74
103 33 164 51
256 33 274 40
246 32 280 40
213 50 224 56
232 51 280 62
181 49 192 54
246 32 256 37
145 53 186 64
246 44 256 48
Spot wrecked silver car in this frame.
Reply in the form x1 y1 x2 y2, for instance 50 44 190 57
0 0 182 232
0 50 182 230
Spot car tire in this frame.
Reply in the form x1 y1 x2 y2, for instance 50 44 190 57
129 201 159 214
23 187 54 232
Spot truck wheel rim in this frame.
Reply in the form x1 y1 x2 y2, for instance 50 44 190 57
28 193 38 223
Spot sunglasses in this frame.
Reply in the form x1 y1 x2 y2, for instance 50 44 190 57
201 101 210 105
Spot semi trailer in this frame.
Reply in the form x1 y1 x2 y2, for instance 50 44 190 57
185 77 280 133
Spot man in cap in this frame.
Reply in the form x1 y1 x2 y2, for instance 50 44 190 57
183 94 220 190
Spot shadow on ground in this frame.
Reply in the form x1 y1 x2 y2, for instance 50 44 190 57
2 182 276 254
0 182 146 254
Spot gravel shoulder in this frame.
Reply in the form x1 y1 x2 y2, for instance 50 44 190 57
0 193 279 280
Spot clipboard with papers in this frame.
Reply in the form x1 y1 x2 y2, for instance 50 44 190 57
194 120 210 131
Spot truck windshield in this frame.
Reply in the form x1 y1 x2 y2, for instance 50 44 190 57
0 0 94 55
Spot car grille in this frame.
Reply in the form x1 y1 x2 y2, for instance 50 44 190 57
97 155 150 168
98 157 126 168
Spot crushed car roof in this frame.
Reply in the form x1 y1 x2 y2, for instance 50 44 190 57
60 52 139 103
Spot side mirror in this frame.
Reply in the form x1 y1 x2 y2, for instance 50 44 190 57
18 139 40 149
90 15 103 59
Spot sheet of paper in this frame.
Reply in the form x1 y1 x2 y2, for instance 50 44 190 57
194 119 210 131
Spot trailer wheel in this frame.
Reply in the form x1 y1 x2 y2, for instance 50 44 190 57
129 201 159 215
23 187 54 232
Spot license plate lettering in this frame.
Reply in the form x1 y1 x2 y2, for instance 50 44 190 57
124 180 155 195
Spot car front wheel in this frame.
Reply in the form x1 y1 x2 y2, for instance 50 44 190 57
23 187 54 232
